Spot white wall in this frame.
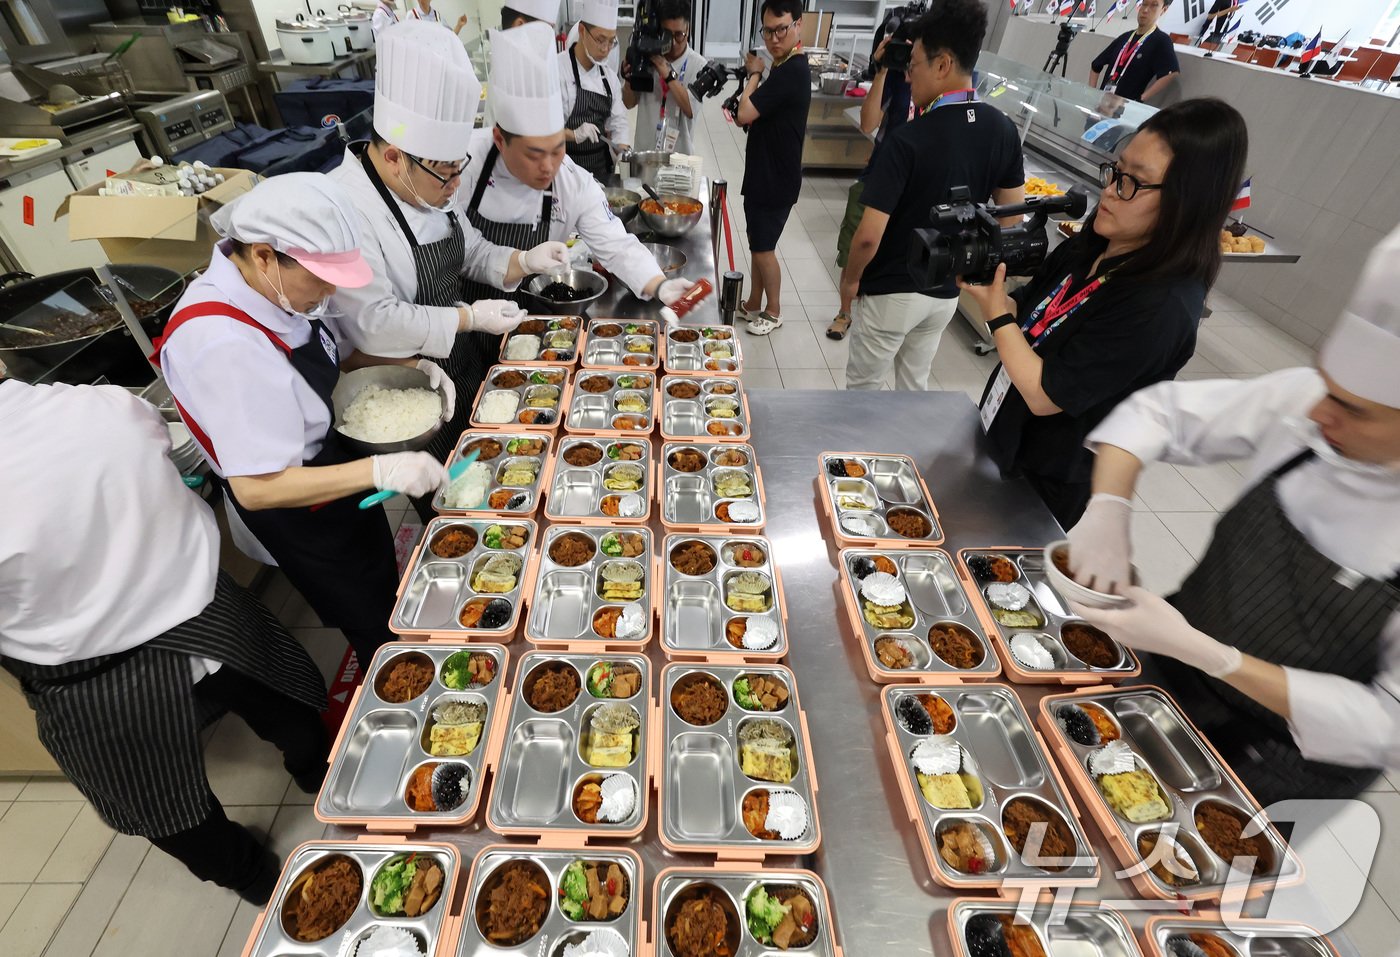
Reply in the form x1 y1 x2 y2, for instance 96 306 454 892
1151 0 1393 46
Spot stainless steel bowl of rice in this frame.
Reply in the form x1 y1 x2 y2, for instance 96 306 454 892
332 365 445 455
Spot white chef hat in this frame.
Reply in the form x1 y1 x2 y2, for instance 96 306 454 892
489 22 566 137
211 174 371 288
507 0 560 25
1318 223 1400 409
579 0 618 29
374 19 482 161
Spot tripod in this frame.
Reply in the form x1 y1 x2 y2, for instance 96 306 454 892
1044 9 1083 77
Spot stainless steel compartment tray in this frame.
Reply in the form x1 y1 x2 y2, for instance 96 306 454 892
660 442 766 530
821 453 942 544
568 369 656 434
948 900 1141 957
660 376 750 441
661 534 788 658
433 432 551 515
654 868 837 957
470 364 570 429
501 316 583 363
391 517 535 637
581 318 662 370
1146 918 1337 957
664 324 742 374
527 525 656 645
546 436 653 523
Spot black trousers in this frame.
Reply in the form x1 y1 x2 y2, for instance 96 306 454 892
1023 471 1093 531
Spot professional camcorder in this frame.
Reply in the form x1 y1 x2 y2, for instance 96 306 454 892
624 0 672 93
910 185 1091 288
689 60 747 101
863 0 927 79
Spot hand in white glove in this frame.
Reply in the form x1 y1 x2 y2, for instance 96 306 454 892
656 277 696 306
1066 493 1134 594
521 241 571 275
414 358 456 422
573 122 601 144
464 299 525 335
372 451 449 498
1067 587 1244 678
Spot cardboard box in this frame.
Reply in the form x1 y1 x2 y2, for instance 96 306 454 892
55 168 258 275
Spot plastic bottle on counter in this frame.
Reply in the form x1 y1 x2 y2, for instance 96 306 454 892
659 278 714 325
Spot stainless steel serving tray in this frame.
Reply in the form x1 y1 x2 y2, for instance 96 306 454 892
651 866 840 957
838 548 1000 681
433 431 552 516
660 442 766 532
545 436 653 525
947 899 1142 957
581 317 662 371
567 369 657 435
1142 917 1340 957
660 376 751 443
390 517 536 639
883 683 1098 889
527 525 656 648
664 324 742 375
469 364 571 430
487 652 653 838
661 533 789 661
658 663 819 856
500 315 585 364
818 452 943 547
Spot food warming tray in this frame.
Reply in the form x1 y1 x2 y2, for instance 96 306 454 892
958 547 1142 684
390 518 537 640
658 663 820 857
580 317 664 371
664 324 742 375
469 365 573 432
659 375 753 443
1141 917 1341 957
242 840 460 957
486 652 653 839
651 866 842 957
837 548 1001 682
566 369 659 436
946 899 1143 957
498 316 587 365
817 452 944 548
661 534 790 662
882 683 1098 890
545 436 654 525
660 442 767 533
526 525 657 649
317 643 507 829
433 432 553 518
1038 685 1301 901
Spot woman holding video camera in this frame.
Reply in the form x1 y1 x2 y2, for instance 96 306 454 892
959 97 1247 529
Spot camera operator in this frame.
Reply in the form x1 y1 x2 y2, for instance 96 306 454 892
559 0 631 184
622 0 706 154
1089 0 1181 103
734 0 810 336
841 0 1025 390
959 98 1248 528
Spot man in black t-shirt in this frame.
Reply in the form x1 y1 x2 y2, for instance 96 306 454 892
735 0 811 336
1089 0 1180 102
841 0 1025 391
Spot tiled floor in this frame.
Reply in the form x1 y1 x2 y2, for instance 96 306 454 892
3 96 1396 957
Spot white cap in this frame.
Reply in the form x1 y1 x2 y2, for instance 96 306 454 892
374 19 482 160
1319 223 1400 409
579 0 618 29
490 22 565 136
508 0 560 25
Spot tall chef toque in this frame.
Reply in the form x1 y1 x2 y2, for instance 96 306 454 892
1318 222 1400 409
490 21 565 137
579 0 618 29
374 19 482 161
509 0 560 25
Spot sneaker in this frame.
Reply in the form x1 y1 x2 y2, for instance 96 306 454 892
748 312 783 336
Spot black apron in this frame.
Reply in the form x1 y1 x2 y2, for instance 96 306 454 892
565 46 616 183
1157 450 1400 804
2 572 325 837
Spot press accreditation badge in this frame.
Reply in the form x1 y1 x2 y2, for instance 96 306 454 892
980 365 1013 433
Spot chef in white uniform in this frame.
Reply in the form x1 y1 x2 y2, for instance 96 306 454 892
331 20 570 476
565 15 620 74
559 0 630 182
501 0 558 30
1063 224 1400 804
466 23 694 308
372 0 400 37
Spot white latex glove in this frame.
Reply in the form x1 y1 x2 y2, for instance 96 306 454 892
573 122 600 144
656 277 696 306
464 300 525 335
372 451 450 498
1066 493 1134 594
520 241 571 274
414 358 456 422
1068 587 1244 678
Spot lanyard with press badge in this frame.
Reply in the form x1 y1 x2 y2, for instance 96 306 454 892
1105 29 1149 91
1022 273 1108 346
921 87 977 117
655 54 689 150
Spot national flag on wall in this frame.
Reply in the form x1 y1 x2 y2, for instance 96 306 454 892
1299 28 1323 63
1224 15 1243 41
1232 177 1252 212
1057 0 1076 14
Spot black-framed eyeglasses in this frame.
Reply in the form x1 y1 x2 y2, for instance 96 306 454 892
585 26 620 49
1099 162 1163 201
760 21 798 40
667 28 689 40
407 152 468 187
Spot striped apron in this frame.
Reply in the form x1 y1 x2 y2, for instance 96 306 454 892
2 573 325 837
565 46 616 184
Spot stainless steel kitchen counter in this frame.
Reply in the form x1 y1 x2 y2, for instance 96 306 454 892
0 119 141 184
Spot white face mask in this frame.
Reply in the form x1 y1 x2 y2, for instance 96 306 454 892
397 163 453 212
262 258 338 320
1283 415 1399 479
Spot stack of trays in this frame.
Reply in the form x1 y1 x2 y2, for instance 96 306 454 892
391 518 536 639
545 436 654 525
499 316 587 365
470 365 573 431
659 376 752 442
881 683 1099 889
487 652 654 838
661 534 789 661
665 325 742 375
945 899 1141 957
660 442 767 533
1140 917 1341 957
245 841 460 957
958 547 1141 684
526 525 657 648
651 867 841 957
317 643 507 828
658 663 819 856
567 370 659 435
581 318 664 371
1038 686 1300 900
434 431 553 517
837 548 1001 681
818 452 942 548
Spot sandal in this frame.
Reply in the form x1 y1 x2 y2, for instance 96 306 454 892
826 313 851 340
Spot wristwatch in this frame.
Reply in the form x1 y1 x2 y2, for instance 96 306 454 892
665 68 678 84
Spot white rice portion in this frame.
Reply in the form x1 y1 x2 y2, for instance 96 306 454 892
339 384 440 443
505 334 541 360
442 461 493 509
477 390 520 423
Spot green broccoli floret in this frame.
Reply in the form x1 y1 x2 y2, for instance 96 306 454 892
745 886 789 943
733 678 760 711
560 861 588 920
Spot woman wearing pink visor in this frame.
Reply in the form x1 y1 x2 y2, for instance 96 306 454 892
154 173 449 666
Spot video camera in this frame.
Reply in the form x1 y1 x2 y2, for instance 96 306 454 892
624 0 672 93
689 60 747 101
864 1 927 79
910 185 1091 288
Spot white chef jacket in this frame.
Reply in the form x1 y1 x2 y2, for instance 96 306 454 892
371 2 399 36
0 379 219 665
558 47 631 146
1089 367 1400 770
327 147 517 359
462 128 663 296
631 47 707 154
